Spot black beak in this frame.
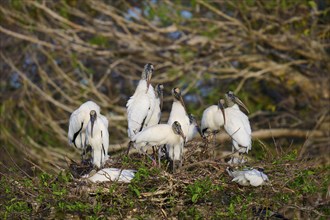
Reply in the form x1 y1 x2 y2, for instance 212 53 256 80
234 96 250 114
91 120 95 138
218 99 226 125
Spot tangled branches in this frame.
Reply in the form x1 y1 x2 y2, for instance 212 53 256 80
0 0 329 172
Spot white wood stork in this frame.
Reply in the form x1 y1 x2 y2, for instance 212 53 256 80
200 99 226 149
126 63 156 140
226 167 269 187
86 110 109 168
87 168 136 183
166 88 190 171
148 84 164 126
129 121 185 168
68 101 101 151
222 91 251 154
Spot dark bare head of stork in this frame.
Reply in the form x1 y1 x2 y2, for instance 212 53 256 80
225 91 250 114
172 121 186 142
155 84 164 110
218 99 226 125
172 87 187 111
142 63 154 92
90 110 97 138
188 113 204 138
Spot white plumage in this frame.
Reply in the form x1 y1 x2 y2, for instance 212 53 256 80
86 110 109 168
87 168 136 183
167 88 190 139
223 91 252 154
226 167 269 187
186 114 202 142
166 88 190 170
126 63 156 139
68 101 100 149
201 101 225 137
148 84 163 126
131 122 185 155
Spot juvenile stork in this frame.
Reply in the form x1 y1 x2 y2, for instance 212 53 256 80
220 91 251 163
68 101 101 153
126 63 156 140
86 110 109 168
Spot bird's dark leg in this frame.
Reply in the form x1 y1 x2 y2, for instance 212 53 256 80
212 131 217 159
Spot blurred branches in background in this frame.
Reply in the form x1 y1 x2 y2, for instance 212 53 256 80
0 0 329 173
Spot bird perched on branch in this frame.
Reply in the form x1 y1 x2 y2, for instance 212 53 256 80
126 63 156 140
220 91 251 163
226 167 269 187
85 110 109 168
129 121 185 168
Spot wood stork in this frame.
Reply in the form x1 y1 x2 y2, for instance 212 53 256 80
166 88 190 171
187 113 203 142
200 99 226 158
129 121 185 168
87 168 136 183
126 63 156 140
68 101 101 152
226 167 269 187
221 91 251 156
86 110 109 168
148 84 164 126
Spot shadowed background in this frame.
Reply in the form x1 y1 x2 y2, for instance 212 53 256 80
0 0 329 173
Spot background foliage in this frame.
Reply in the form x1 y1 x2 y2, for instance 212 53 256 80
0 0 329 219
1 0 329 172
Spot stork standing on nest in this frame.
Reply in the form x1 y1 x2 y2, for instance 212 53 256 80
68 101 105 157
201 99 226 150
85 110 109 168
166 88 190 171
220 91 251 163
129 121 185 168
126 63 156 141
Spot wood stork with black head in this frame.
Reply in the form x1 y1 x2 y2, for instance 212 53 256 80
200 99 226 153
220 91 251 163
129 121 185 167
126 63 156 140
85 110 109 168
226 167 269 187
68 101 101 154
148 84 164 126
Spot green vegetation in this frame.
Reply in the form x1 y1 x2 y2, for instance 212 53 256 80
0 147 329 219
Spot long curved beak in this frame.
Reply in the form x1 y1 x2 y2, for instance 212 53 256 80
218 100 226 125
179 96 187 112
159 94 163 111
234 97 250 114
90 117 95 138
146 70 153 93
196 125 204 138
